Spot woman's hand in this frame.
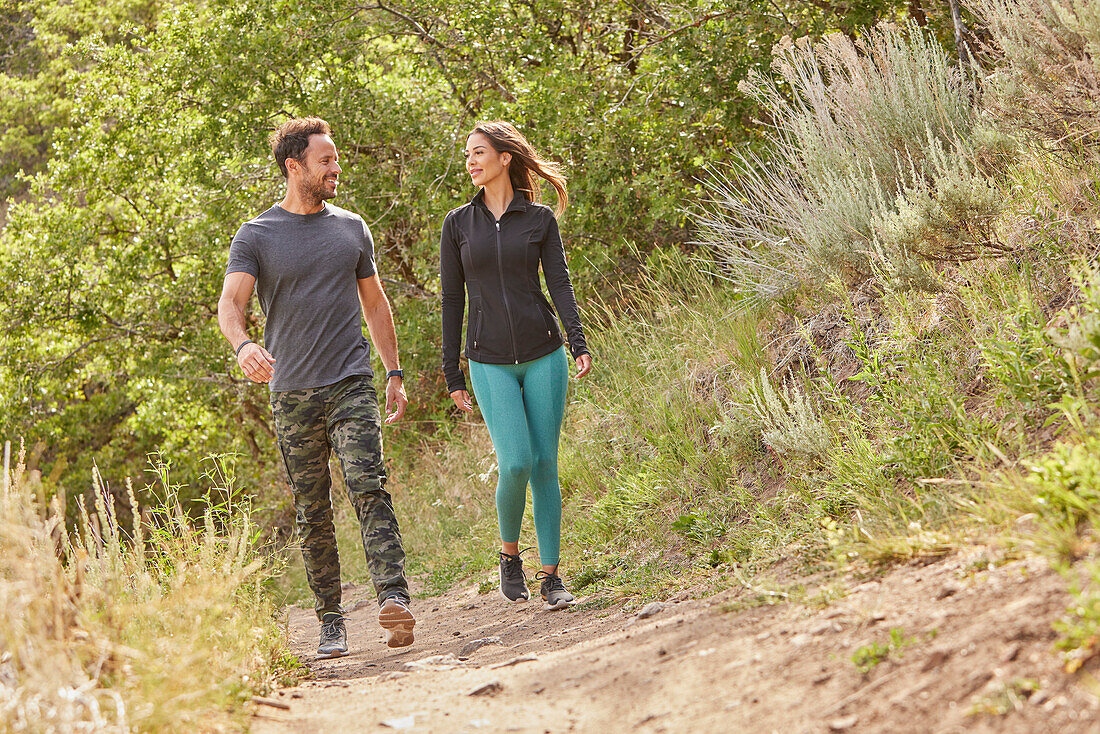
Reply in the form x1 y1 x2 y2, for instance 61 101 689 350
450 389 474 413
575 353 592 378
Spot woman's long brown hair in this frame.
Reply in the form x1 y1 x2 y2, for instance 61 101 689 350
470 121 568 217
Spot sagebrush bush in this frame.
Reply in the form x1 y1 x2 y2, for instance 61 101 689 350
696 23 1009 304
873 132 1007 264
972 0 1100 160
745 368 832 461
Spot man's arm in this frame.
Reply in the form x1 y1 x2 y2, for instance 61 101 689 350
358 274 407 423
217 271 276 383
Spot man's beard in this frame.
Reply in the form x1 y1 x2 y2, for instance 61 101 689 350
298 166 337 204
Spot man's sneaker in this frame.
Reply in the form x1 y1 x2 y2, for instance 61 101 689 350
536 571 575 611
378 597 416 648
499 551 529 602
317 612 348 658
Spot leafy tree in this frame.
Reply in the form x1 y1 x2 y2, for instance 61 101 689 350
0 0 938 508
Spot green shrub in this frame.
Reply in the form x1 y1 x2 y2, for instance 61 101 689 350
1027 435 1100 533
745 368 832 462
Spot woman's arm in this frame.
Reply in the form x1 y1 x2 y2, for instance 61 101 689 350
540 213 591 373
440 212 472 402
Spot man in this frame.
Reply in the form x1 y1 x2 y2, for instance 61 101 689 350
217 117 415 657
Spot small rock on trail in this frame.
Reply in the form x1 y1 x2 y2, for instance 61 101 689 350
459 636 504 657
466 680 503 697
637 601 667 619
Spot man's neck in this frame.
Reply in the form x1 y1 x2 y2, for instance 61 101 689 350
279 188 326 215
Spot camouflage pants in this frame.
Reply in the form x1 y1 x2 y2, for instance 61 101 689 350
270 374 408 619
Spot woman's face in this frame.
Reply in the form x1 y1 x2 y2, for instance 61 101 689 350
464 132 510 188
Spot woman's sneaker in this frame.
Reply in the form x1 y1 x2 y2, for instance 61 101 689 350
499 551 530 602
536 571 575 611
378 597 416 648
317 612 348 658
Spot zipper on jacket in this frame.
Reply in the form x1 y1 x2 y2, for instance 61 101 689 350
494 218 519 363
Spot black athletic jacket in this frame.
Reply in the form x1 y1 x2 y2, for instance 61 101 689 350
440 189 589 394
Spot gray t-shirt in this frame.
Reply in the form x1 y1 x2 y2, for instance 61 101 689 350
226 203 377 392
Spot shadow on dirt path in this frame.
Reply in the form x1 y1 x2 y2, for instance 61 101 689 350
252 549 1099 733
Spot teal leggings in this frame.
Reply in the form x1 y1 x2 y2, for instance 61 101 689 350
469 347 569 566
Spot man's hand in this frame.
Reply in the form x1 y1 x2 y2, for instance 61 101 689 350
358 275 408 424
384 377 408 424
450 389 474 413
238 343 276 383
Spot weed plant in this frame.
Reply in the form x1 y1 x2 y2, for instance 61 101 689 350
0 442 295 733
851 627 916 673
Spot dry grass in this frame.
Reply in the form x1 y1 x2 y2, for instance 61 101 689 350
0 441 296 733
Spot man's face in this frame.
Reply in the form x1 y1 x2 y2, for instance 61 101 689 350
291 134 341 202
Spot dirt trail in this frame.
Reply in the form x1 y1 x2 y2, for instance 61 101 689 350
252 548 1099 733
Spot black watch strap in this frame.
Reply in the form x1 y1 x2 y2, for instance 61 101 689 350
386 369 404 380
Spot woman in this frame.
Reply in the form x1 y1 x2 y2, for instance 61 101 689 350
440 121 592 610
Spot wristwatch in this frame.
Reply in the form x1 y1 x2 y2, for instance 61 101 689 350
386 369 404 380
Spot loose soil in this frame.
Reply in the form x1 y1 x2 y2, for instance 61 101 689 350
252 548 1100 733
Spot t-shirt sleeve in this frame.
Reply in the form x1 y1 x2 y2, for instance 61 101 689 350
356 218 377 279
226 224 259 277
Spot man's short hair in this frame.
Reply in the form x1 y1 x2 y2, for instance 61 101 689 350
270 117 332 178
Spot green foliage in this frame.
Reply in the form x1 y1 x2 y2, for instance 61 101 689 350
672 510 728 544
0 0 163 198
1051 263 1100 367
980 298 1076 418
1027 435 1100 545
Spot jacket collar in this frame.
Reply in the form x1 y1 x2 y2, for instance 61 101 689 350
471 187 531 216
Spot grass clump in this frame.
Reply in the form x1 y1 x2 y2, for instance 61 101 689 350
0 442 296 733
851 627 916 673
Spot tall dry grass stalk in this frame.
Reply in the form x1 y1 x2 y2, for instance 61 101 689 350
0 441 291 733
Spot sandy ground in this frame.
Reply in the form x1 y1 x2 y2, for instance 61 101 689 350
251 548 1100 733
